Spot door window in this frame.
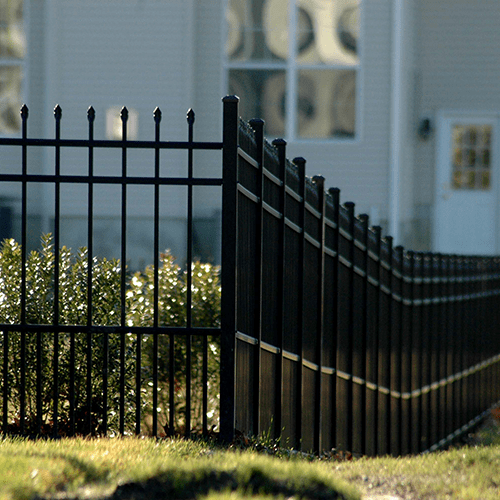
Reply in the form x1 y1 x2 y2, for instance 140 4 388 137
451 124 492 190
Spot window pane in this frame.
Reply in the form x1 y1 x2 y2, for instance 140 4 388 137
450 124 492 190
226 0 287 62
295 0 359 65
0 65 22 133
0 0 24 59
297 69 355 139
228 69 286 137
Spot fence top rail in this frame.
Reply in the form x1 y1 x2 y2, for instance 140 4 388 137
0 173 223 186
0 137 224 150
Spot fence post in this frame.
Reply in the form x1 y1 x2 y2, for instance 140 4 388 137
53 104 62 438
220 95 239 444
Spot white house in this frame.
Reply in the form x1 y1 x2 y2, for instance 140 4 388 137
1 0 499 261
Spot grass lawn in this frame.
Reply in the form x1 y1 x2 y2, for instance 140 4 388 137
0 417 499 500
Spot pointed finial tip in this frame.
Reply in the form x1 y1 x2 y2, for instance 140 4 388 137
120 107 129 119
187 108 195 124
87 106 95 120
54 104 62 118
20 104 28 118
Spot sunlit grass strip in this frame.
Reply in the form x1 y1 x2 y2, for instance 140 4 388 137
0 437 360 500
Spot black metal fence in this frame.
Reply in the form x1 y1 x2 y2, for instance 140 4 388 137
0 102 225 438
1 95 500 455
219 96 500 455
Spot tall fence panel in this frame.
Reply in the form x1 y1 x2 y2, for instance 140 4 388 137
228 99 500 454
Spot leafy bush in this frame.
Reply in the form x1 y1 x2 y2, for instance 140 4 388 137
127 252 221 435
0 235 220 436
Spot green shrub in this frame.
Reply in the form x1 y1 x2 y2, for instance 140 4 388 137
0 235 220 436
127 252 221 435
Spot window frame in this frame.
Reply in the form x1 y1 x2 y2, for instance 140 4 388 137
0 0 27 138
223 0 363 144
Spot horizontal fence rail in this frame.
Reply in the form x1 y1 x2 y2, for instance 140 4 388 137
222 96 500 455
0 101 234 438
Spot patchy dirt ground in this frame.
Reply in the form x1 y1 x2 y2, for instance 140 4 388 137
357 415 500 500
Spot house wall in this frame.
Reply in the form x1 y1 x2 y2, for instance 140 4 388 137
39 0 221 265
0 0 46 249
1 0 402 263
414 0 500 251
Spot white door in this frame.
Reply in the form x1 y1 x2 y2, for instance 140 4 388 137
433 114 498 255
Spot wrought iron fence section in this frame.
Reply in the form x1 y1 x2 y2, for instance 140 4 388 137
0 101 228 439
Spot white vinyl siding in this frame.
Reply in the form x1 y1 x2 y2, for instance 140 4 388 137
416 0 500 209
43 0 196 219
285 0 392 218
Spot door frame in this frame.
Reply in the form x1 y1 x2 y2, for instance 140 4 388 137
433 109 500 254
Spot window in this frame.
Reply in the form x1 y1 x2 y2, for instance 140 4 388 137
0 0 24 134
225 0 360 140
451 124 492 190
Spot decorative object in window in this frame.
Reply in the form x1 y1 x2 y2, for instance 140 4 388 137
0 0 24 134
451 124 492 190
226 0 360 140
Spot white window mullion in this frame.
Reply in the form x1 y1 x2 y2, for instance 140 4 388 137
287 0 297 140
